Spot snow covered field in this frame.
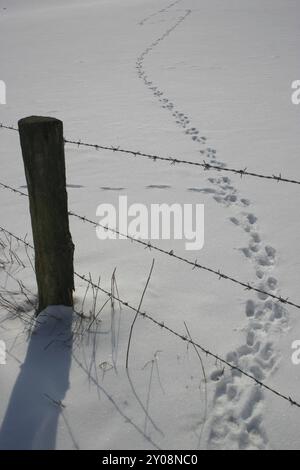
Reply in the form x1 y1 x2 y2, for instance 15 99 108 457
1 0 300 450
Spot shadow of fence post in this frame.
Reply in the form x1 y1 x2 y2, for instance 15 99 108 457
0 307 73 450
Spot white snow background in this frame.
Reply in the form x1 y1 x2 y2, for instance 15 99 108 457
0 0 300 450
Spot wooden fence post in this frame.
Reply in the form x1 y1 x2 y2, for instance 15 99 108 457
18 116 74 314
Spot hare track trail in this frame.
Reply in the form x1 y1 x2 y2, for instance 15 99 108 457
137 3 288 450
138 0 183 26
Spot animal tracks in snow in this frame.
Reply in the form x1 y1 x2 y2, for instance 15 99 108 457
208 208 287 449
137 4 288 450
138 0 183 27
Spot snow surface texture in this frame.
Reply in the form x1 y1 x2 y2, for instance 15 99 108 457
0 0 300 450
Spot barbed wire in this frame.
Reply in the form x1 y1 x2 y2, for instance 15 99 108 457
64 139 300 186
1 224 300 410
0 181 27 197
1 123 300 187
68 211 300 310
0 179 299 312
0 124 18 132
